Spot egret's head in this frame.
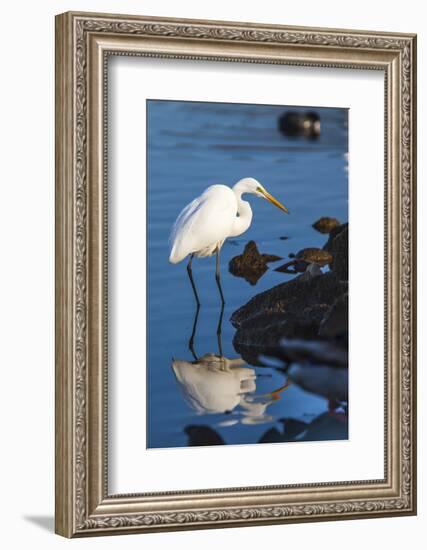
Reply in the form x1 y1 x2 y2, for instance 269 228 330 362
235 177 289 213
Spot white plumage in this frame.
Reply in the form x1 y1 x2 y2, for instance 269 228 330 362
169 185 240 263
168 177 288 304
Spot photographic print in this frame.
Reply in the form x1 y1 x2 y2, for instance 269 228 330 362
147 99 349 449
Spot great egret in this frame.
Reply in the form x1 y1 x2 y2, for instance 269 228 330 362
169 177 289 305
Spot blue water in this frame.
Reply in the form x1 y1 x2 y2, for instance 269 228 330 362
147 100 348 448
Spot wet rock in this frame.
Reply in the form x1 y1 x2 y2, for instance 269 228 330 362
230 219 349 367
319 292 348 339
229 240 281 285
231 271 347 364
296 248 332 265
312 217 341 234
324 223 348 280
278 111 321 139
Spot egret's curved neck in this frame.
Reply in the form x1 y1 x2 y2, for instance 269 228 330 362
230 183 253 237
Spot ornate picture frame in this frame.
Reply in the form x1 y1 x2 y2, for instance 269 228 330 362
55 11 417 537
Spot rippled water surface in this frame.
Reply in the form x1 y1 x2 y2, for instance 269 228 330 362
147 100 348 448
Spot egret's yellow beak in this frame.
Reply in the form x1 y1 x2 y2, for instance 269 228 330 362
260 188 289 214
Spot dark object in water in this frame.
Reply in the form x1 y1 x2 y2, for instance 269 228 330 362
319 292 348 339
275 259 308 274
259 418 308 443
229 240 281 285
279 236 289 240
276 338 348 368
323 223 348 281
184 425 225 446
312 217 341 234
231 270 347 364
275 247 332 274
278 111 321 139
288 363 348 401
296 248 332 266
303 411 348 441
231 223 348 366
259 413 348 443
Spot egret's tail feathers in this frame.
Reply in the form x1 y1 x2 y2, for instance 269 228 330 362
169 251 180 264
169 243 187 264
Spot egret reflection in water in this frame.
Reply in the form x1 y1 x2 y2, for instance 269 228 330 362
172 309 289 428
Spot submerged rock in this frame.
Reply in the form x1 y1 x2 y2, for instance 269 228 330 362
259 418 308 443
288 364 348 401
229 240 281 285
184 425 225 446
312 217 341 234
301 412 348 441
259 412 348 443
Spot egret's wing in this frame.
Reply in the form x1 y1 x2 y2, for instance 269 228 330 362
169 186 236 263
169 197 203 248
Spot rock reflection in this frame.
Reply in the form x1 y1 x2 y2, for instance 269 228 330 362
259 411 348 443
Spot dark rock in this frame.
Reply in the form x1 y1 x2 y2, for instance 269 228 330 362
296 248 332 266
258 413 347 443
228 240 281 285
324 223 348 280
319 292 348 339
231 271 347 364
258 418 308 444
278 111 321 139
312 217 341 234
230 219 349 367
184 425 225 446
302 412 348 441
279 236 289 240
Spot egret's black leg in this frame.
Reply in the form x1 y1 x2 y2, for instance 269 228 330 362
216 302 224 357
215 249 225 306
188 303 200 361
187 254 200 307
